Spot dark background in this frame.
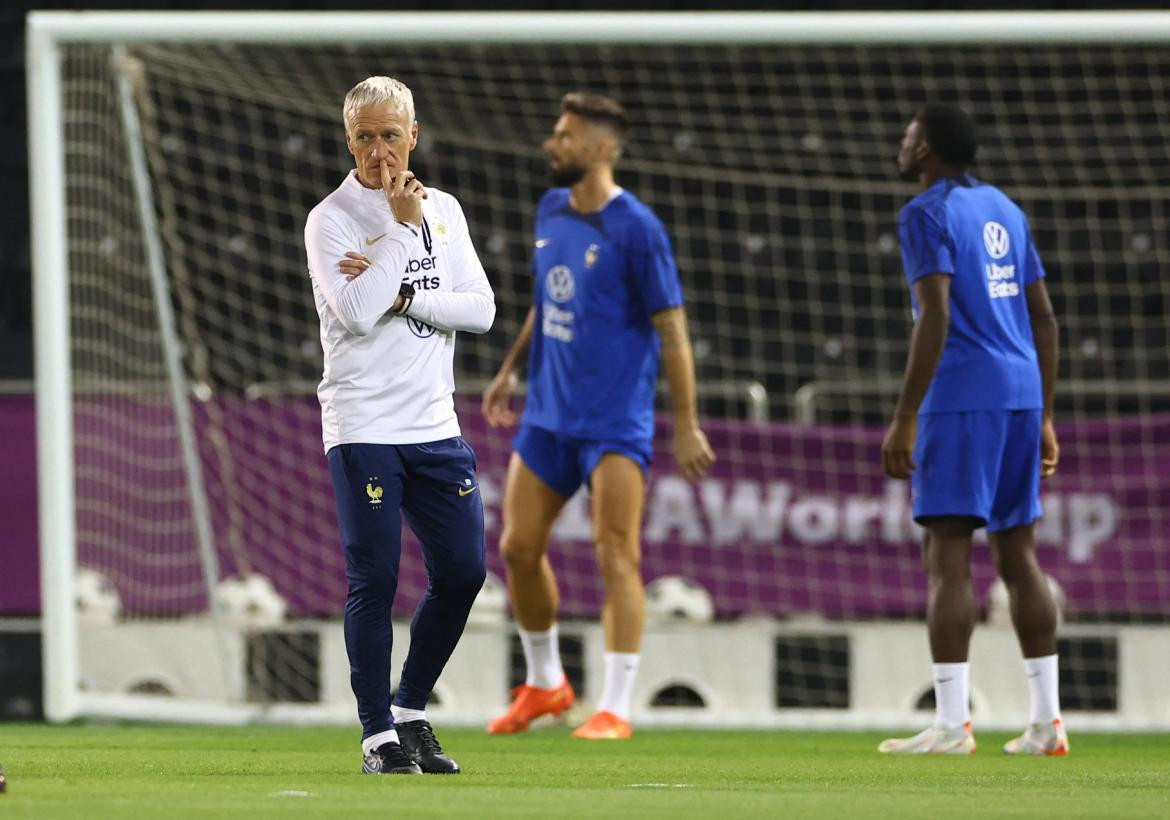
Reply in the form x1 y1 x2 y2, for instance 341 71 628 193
2 0 1165 381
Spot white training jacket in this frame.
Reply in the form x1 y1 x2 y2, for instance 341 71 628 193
305 171 495 452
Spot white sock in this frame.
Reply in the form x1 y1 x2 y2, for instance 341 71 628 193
390 705 426 725
595 651 640 722
519 624 564 689
1024 653 1061 725
362 729 399 756
932 662 970 729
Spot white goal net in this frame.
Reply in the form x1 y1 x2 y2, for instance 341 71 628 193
30 12 1170 729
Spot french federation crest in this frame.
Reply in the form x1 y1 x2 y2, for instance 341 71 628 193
366 478 383 506
585 243 600 269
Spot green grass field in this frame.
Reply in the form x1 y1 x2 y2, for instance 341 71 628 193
0 724 1167 819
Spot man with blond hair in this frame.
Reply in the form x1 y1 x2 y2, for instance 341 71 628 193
305 76 495 774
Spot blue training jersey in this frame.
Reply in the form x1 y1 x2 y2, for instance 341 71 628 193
898 175 1046 413
522 188 684 442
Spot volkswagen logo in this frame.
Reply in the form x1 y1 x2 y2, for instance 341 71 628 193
982 221 1011 259
546 265 575 303
408 317 437 338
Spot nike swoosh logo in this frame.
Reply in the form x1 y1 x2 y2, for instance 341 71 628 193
458 485 479 497
365 233 387 246
936 677 954 684
1027 672 1042 678
535 238 550 248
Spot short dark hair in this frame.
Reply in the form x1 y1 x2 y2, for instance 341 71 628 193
916 103 978 169
561 91 628 145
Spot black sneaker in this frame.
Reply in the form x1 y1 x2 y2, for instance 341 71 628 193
396 719 460 774
362 741 422 775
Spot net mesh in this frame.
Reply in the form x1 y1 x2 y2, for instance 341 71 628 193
59 39 1170 713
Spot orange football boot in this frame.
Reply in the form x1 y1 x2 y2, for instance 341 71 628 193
486 676 575 734
571 710 632 740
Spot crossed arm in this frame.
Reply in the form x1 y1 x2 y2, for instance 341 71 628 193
313 216 494 336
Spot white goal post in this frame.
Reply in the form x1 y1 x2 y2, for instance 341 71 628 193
28 10 1170 728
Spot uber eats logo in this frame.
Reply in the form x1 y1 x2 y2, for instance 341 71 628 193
401 257 440 338
404 256 439 291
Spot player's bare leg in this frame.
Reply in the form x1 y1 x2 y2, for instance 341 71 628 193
591 454 646 654
990 524 1057 657
991 525 1069 755
500 453 566 632
488 453 575 734
924 517 978 663
880 519 978 754
573 453 645 739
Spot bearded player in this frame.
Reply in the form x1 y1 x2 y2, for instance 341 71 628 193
482 92 715 739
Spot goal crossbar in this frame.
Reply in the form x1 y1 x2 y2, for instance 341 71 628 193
23 11 1170 45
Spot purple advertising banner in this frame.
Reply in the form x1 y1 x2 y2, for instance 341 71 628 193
0 397 40 613
2 393 1167 619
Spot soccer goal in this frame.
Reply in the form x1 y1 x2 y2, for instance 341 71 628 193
28 11 1170 729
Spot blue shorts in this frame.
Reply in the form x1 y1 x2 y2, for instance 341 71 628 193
912 409 1043 533
513 424 651 499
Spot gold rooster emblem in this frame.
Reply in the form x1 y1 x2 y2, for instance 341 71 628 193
366 483 384 505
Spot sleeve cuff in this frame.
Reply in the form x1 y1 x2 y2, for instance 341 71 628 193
400 290 421 319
